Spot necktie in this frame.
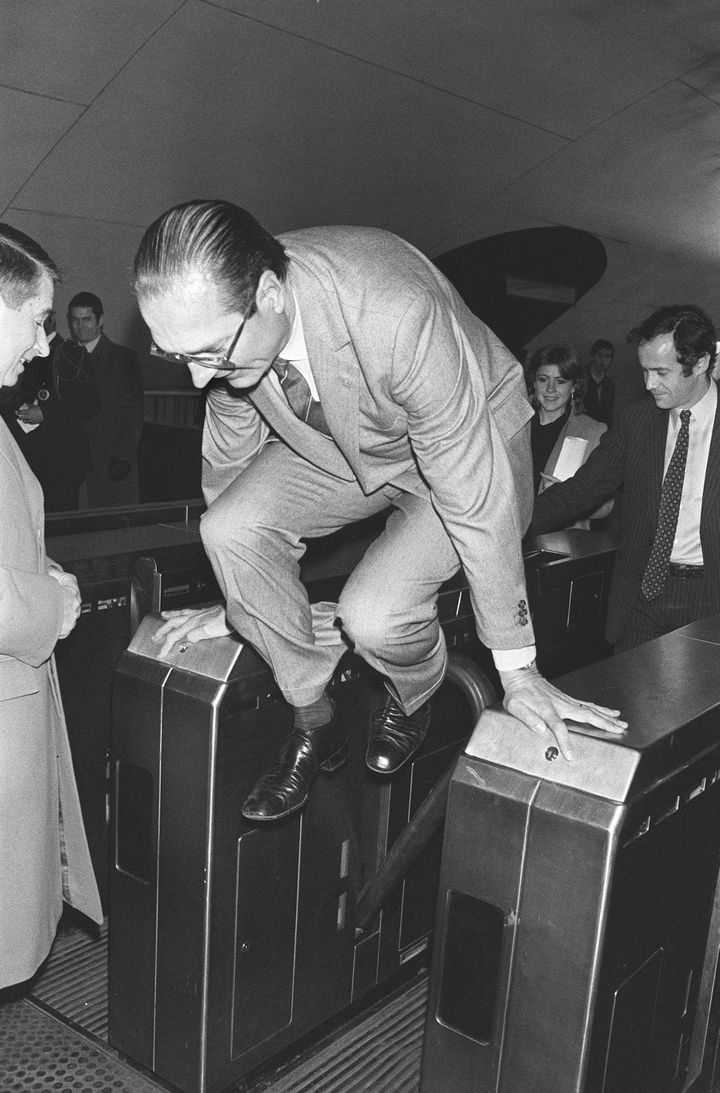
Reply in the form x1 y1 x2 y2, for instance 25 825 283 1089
641 408 691 601
272 358 331 436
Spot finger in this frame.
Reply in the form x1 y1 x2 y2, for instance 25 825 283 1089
547 717 574 761
506 697 575 761
152 614 194 640
570 703 628 734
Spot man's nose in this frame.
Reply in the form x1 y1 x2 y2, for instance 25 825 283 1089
188 363 212 388
34 326 50 357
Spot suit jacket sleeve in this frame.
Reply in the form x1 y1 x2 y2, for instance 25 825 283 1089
391 294 533 652
532 413 627 534
201 383 271 504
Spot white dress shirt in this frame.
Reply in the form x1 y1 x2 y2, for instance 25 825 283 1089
666 380 716 566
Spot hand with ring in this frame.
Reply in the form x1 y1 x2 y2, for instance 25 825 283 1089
151 603 233 658
498 660 627 761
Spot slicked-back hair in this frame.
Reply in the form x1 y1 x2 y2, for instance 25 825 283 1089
524 342 587 404
68 291 103 321
629 305 718 377
133 199 289 317
0 223 59 309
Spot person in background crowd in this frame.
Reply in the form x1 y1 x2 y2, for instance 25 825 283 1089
132 199 625 824
68 291 144 508
0 223 102 990
525 343 613 529
532 305 720 651
583 338 615 426
1 311 99 511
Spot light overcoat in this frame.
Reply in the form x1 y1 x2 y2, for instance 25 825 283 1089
0 417 102 988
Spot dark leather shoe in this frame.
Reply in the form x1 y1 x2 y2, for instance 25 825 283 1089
366 691 431 774
242 717 348 822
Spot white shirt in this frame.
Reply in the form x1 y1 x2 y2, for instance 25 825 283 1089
665 380 716 566
274 291 320 399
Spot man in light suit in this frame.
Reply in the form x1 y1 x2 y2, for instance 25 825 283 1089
532 304 720 652
134 200 624 821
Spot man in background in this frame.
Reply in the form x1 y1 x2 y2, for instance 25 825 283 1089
68 291 144 507
1 311 98 511
583 339 615 426
533 305 720 652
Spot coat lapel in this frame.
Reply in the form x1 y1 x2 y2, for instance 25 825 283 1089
645 403 669 526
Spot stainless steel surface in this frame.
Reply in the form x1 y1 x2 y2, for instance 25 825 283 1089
126 611 244 682
422 615 720 1093
464 707 641 802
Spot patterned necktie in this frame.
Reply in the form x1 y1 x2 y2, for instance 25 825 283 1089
271 358 331 436
641 408 692 601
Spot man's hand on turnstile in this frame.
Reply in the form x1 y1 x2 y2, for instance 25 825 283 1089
151 604 234 658
498 661 627 761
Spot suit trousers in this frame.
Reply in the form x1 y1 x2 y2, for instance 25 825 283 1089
615 572 707 652
200 441 462 714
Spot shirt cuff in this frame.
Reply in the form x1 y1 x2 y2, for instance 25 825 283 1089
492 646 537 672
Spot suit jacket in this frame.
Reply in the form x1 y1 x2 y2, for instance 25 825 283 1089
83 332 144 506
531 387 720 643
0 418 102 987
583 374 615 426
202 226 535 653
1 336 99 511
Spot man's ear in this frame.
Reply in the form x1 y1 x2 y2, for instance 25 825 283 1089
695 351 712 377
255 271 286 316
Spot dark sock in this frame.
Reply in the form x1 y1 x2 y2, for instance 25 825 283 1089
293 693 334 731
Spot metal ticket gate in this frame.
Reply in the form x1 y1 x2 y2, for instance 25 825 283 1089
108 602 492 1093
421 618 720 1093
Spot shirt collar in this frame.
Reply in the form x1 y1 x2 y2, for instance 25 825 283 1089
81 333 102 354
671 379 716 427
279 290 307 361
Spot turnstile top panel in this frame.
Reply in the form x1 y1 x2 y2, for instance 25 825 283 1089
467 620 720 802
126 612 245 682
465 708 641 801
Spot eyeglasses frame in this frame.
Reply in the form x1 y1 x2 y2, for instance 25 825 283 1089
149 312 247 371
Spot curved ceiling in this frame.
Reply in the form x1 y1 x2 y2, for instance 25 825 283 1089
3 0 720 389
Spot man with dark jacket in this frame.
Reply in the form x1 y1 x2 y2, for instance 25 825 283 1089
532 305 720 651
1 312 99 511
68 291 144 507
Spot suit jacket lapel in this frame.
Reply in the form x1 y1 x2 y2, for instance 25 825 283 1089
646 403 669 526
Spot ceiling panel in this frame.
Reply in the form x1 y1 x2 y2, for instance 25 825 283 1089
216 0 720 137
0 87 83 213
12 1 566 254
0 0 183 104
438 79 720 264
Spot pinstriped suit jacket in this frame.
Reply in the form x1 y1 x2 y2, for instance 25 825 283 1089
532 384 720 643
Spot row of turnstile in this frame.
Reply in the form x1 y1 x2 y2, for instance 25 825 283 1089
50 514 720 1092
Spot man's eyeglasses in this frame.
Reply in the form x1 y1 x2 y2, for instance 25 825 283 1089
149 314 247 371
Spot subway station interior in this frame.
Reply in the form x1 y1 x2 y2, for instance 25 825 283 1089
2 2 720 1091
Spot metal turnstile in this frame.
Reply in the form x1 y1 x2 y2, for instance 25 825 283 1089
422 618 720 1093
108 589 491 1093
